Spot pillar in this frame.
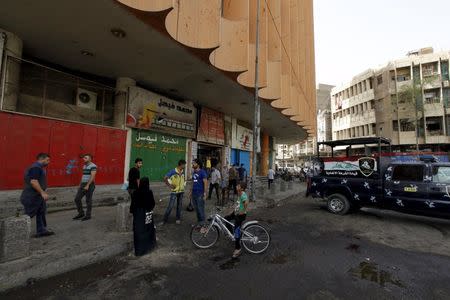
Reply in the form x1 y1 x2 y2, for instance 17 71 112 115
116 78 136 183
1 29 23 111
260 132 269 176
114 77 136 128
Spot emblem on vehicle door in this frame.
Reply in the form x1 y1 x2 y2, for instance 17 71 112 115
358 157 376 177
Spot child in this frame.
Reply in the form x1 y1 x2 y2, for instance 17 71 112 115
225 182 249 258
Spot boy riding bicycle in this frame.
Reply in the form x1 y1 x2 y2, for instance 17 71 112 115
225 182 249 258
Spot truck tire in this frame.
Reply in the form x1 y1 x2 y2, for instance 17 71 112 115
327 193 351 215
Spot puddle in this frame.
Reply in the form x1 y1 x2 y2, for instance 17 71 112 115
346 243 360 253
219 258 239 270
349 261 403 288
269 254 288 264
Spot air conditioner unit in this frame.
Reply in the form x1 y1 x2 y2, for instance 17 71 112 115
76 88 97 110
443 80 450 88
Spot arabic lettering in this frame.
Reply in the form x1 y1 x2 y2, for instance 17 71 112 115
161 136 179 145
136 132 158 143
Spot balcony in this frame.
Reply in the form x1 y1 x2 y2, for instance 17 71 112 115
426 134 450 144
396 79 412 91
423 75 442 89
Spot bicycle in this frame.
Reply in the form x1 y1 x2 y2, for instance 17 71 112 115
190 209 271 254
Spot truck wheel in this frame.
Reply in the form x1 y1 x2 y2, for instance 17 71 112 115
327 193 351 215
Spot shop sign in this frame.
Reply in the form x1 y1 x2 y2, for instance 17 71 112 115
127 86 196 138
133 130 185 153
234 125 253 151
197 107 225 145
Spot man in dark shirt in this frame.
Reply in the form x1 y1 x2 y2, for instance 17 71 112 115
238 164 247 183
128 158 143 197
20 153 54 238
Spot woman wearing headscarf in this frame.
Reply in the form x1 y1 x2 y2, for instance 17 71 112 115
130 177 156 256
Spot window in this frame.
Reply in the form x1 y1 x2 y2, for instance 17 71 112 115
369 78 373 89
422 63 437 77
393 120 399 131
377 75 383 85
400 119 415 132
432 166 450 184
392 165 424 182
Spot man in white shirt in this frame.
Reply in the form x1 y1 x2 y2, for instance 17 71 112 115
268 168 275 189
208 166 222 202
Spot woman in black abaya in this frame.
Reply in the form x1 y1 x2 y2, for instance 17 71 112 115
130 177 156 256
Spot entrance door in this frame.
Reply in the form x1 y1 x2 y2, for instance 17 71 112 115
384 164 429 211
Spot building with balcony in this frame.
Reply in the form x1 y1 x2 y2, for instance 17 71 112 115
331 47 450 151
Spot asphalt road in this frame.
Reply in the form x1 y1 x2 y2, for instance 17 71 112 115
3 194 450 300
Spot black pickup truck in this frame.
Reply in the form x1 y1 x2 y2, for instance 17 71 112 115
308 137 450 218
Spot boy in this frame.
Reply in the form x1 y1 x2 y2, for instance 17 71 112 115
225 182 249 258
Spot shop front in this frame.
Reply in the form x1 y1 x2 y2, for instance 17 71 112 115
196 107 225 169
231 122 253 175
129 130 186 181
126 86 196 180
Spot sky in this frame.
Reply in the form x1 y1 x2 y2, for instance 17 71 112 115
314 0 450 87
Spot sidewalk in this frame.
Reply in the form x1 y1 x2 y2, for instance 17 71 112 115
0 181 306 292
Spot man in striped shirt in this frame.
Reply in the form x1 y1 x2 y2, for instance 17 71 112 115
73 154 97 221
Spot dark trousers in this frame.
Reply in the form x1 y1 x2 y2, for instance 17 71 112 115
229 179 237 195
208 183 220 200
74 183 95 217
268 179 274 189
163 192 184 222
225 212 247 250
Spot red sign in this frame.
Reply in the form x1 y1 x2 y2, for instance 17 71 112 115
197 107 225 145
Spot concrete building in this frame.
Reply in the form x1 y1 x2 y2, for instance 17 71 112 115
275 84 332 168
316 84 334 154
331 47 450 151
0 0 316 190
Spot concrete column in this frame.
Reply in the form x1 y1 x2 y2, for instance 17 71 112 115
0 215 30 262
114 77 136 128
260 132 269 176
116 202 132 232
1 29 23 111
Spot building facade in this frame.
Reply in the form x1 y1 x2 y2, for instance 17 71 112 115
0 0 316 190
316 84 334 154
331 47 450 151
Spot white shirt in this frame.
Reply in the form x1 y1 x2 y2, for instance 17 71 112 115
210 169 221 184
268 169 275 180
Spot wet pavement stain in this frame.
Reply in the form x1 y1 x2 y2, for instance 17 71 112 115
269 254 289 264
219 258 240 270
349 261 404 288
346 243 361 253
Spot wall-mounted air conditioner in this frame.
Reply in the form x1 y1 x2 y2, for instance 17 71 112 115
443 80 449 88
76 88 97 110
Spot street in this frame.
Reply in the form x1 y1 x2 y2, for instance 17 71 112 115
3 192 450 300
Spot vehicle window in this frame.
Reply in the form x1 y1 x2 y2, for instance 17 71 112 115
392 165 424 182
432 166 450 184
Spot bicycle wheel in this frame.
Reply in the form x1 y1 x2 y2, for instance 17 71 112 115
190 223 220 249
241 224 270 254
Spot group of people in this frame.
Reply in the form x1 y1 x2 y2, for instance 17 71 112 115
19 153 249 258
20 153 98 238
127 158 249 258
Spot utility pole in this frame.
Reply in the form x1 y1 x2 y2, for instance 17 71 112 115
251 0 261 201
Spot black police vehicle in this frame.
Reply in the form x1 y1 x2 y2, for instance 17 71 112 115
308 137 450 218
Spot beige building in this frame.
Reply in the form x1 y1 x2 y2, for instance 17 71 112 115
332 47 450 151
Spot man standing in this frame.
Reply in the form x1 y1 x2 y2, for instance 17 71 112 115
238 164 247 183
228 164 238 197
128 158 143 197
191 159 208 222
208 165 221 203
73 154 97 221
162 160 186 225
20 153 54 237
268 167 275 189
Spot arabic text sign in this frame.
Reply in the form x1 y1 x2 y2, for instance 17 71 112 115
127 86 197 138
197 107 225 145
324 159 377 177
